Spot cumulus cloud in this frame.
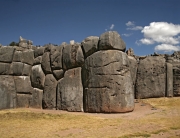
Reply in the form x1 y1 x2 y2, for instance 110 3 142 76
155 44 180 52
122 33 133 37
125 21 143 31
138 22 180 52
126 21 134 26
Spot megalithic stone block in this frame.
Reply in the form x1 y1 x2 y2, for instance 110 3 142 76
82 50 134 113
166 63 173 97
57 67 83 112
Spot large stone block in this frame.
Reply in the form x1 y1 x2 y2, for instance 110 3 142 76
9 62 24 76
81 36 99 58
53 69 64 80
62 43 84 70
42 74 57 109
50 46 63 70
0 62 10 75
14 76 33 93
0 75 16 109
31 65 45 89
34 56 42 65
128 56 138 93
0 46 15 63
34 47 45 58
166 63 173 97
21 50 34 65
98 31 126 51
13 50 22 62
22 63 32 76
57 67 83 112
173 68 180 96
136 56 166 99
82 50 134 113
31 88 43 109
42 52 52 74
16 94 32 108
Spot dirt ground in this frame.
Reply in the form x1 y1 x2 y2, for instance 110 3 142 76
0 98 180 138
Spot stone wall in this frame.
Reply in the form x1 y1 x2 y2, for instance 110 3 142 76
0 32 179 113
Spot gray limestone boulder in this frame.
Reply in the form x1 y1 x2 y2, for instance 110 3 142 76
62 43 84 70
21 50 34 65
82 50 134 113
128 56 138 88
0 62 10 75
16 94 32 108
13 50 22 62
14 76 33 94
0 75 16 109
98 31 126 51
22 64 32 76
173 68 180 96
31 88 43 109
9 62 24 76
34 47 45 58
50 46 63 70
135 56 166 99
81 36 99 58
34 56 42 65
42 52 52 74
42 74 57 109
166 63 173 97
0 46 15 63
57 67 83 112
30 65 45 89
53 69 64 80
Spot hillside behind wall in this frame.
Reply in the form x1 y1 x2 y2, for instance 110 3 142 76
0 31 179 113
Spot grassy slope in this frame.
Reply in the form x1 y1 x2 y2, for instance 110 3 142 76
0 97 180 138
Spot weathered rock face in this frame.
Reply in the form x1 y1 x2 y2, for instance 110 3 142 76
30 65 45 89
16 94 32 108
0 75 16 109
53 69 64 80
136 56 166 99
22 64 32 76
173 68 180 96
31 88 43 109
42 74 57 109
0 47 15 63
126 48 134 56
0 63 10 75
81 36 99 58
62 43 84 70
9 62 24 75
19 36 33 49
50 46 63 70
34 56 42 65
166 63 173 97
13 51 22 62
98 31 126 51
42 52 52 74
14 76 33 94
57 67 83 112
82 50 134 113
34 47 45 58
128 56 138 88
21 50 34 65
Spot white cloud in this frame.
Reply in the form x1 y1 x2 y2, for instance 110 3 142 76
125 21 143 31
127 26 143 30
110 24 114 30
137 22 180 52
141 22 180 44
155 44 180 52
126 21 134 26
122 33 133 37
139 38 154 45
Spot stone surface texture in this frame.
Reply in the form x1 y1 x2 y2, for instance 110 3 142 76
57 67 83 112
82 50 134 113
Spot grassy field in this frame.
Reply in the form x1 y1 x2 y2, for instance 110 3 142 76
0 97 180 138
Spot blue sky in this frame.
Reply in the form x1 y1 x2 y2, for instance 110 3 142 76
0 0 180 56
